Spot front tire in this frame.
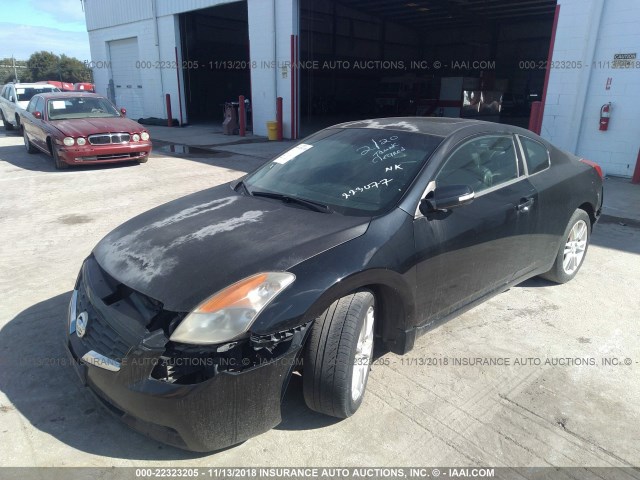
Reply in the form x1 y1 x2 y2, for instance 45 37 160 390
303 290 375 418
52 145 69 169
540 209 591 284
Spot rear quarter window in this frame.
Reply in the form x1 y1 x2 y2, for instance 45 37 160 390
519 136 550 175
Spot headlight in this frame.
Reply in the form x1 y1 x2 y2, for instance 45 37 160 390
169 272 295 345
63 137 74 146
141 131 150 141
132 133 140 142
76 137 86 146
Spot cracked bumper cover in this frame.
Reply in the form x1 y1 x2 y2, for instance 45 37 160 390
66 332 301 452
65 258 306 452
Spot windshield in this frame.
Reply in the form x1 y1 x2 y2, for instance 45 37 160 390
47 97 120 120
245 128 443 216
16 87 59 102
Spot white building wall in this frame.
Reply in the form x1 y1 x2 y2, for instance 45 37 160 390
84 0 236 124
247 0 299 138
542 0 640 177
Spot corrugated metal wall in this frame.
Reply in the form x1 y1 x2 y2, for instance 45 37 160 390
83 0 239 31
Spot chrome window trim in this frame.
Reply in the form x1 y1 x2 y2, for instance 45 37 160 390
514 134 530 176
473 175 527 198
516 134 551 177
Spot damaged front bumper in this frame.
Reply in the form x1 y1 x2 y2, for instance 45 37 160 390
65 256 307 452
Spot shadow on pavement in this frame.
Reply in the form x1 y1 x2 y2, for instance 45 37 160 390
0 292 207 460
0 292 340 459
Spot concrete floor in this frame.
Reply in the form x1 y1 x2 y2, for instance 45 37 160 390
0 125 639 467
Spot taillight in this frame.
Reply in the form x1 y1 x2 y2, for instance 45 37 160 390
580 158 603 179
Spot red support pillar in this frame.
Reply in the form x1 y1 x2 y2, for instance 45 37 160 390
165 94 173 127
290 35 296 140
632 148 640 184
239 95 246 137
276 97 283 141
528 101 542 134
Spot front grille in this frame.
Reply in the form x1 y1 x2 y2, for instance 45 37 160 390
88 133 131 145
76 284 131 362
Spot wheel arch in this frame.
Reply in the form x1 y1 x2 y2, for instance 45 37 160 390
297 269 416 355
578 201 597 229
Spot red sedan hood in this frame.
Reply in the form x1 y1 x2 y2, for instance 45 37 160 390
51 117 144 137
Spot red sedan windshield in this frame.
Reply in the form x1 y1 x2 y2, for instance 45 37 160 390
47 97 119 120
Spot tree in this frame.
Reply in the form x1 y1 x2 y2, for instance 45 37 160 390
26 51 60 81
58 54 93 83
25 51 92 83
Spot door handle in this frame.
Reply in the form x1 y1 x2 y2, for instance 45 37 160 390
516 197 534 213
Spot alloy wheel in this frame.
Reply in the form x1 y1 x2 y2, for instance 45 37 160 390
563 219 588 275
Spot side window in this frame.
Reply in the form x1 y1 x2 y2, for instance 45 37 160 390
35 97 44 114
519 136 550 175
436 135 519 194
0 86 6 99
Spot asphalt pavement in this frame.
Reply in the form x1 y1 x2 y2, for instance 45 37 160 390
0 123 639 467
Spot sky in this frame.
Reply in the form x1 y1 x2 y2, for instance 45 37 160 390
0 0 91 61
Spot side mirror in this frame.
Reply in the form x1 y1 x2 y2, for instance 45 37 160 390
33 111 42 119
421 184 475 213
120 108 126 116
9 95 14 102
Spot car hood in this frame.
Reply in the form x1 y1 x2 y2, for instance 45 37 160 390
93 183 370 312
51 117 144 137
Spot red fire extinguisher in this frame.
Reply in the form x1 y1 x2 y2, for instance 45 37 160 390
599 102 612 131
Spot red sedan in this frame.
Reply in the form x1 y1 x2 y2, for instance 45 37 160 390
21 92 151 169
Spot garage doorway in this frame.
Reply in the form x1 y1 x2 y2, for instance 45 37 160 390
179 1 250 125
299 0 557 136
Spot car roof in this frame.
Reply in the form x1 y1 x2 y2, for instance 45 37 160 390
334 116 506 137
4 83 59 88
35 92 105 100
333 116 542 140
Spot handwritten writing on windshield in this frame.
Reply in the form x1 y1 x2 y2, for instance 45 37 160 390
342 179 393 200
357 136 406 164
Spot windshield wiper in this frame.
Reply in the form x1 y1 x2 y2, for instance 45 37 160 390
251 190 332 214
235 179 252 196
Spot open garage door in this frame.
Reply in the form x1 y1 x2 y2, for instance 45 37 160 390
299 0 557 136
179 1 250 125
108 37 144 121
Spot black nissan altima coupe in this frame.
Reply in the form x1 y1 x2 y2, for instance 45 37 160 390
66 117 603 451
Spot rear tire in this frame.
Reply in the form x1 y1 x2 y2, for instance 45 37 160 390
23 129 37 154
540 209 590 284
303 290 375 418
52 145 69 169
